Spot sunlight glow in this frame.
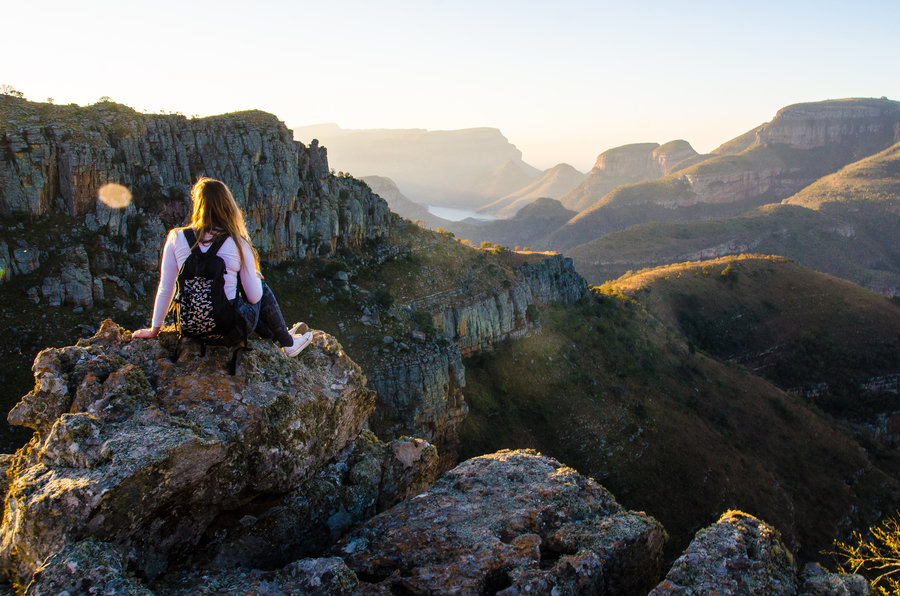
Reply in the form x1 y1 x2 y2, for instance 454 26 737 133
98 183 132 209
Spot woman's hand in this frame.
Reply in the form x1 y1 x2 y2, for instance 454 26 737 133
132 327 161 339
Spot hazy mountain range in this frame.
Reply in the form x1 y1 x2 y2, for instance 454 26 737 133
321 98 900 297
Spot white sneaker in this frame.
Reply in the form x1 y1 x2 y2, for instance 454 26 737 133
283 331 313 357
289 322 310 335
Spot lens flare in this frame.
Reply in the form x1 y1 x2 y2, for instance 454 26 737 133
98 183 132 209
0 267 6 280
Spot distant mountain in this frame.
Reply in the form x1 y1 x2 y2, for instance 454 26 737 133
567 140 900 294
468 160 539 203
549 98 900 251
293 124 537 209
361 175 453 229
558 141 700 213
445 197 576 249
479 163 586 218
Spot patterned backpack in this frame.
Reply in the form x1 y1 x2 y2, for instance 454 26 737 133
173 229 249 351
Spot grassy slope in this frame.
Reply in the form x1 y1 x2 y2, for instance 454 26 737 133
786 141 900 208
600 255 900 418
460 292 899 562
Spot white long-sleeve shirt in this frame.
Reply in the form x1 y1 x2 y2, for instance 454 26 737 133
150 228 263 328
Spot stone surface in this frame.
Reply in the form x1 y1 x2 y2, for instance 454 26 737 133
26 539 152 596
799 563 873 596
0 320 393 585
156 557 359 595
650 510 798 595
334 449 667 595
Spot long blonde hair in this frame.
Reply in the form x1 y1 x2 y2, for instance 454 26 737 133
186 177 260 271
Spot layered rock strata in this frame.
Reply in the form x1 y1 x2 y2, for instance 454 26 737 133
0 320 438 587
366 253 587 467
334 449 667 595
0 96 393 282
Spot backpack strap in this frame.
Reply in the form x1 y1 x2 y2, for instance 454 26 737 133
182 228 229 257
182 228 200 254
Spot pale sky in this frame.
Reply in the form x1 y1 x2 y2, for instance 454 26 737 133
4 0 899 170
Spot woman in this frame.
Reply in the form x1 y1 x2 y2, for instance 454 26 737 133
132 177 312 357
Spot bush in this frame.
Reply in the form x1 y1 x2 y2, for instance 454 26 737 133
834 512 900 594
412 310 437 334
373 286 394 310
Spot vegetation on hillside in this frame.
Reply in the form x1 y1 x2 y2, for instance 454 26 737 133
460 289 898 562
600 255 900 419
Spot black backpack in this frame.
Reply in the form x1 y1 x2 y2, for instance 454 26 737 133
172 228 249 371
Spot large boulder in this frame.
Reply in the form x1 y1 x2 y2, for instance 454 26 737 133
0 320 437 587
334 449 667 595
650 510 872 595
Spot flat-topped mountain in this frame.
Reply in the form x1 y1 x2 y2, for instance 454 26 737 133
558 140 700 213
292 123 537 208
567 139 900 294
479 162 586 218
549 98 900 251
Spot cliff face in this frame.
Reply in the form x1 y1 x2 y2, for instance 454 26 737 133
0 97 393 269
759 98 900 152
559 141 700 213
364 253 588 469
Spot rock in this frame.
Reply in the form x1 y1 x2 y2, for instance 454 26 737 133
25 286 39 304
334 449 666 595
40 276 63 306
156 557 358 595
366 342 467 470
799 562 873 596
381 335 393 345
189 431 439 571
26 539 153 596
12 245 40 276
334 271 349 283
0 320 379 585
650 510 798 595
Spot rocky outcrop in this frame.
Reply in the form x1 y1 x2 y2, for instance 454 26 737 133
0 96 393 286
559 141 699 212
759 98 900 152
334 450 667 595
650 511 871 596
366 342 467 470
519 252 589 304
364 252 587 465
0 320 438 587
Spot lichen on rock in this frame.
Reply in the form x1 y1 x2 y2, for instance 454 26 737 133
0 319 437 588
334 449 667 595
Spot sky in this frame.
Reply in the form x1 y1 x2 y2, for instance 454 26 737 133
4 0 899 171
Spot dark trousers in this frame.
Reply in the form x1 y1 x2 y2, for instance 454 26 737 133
234 282 293 347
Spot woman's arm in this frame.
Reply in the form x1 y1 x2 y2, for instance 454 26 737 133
133 231 179 339
239 239 263 304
